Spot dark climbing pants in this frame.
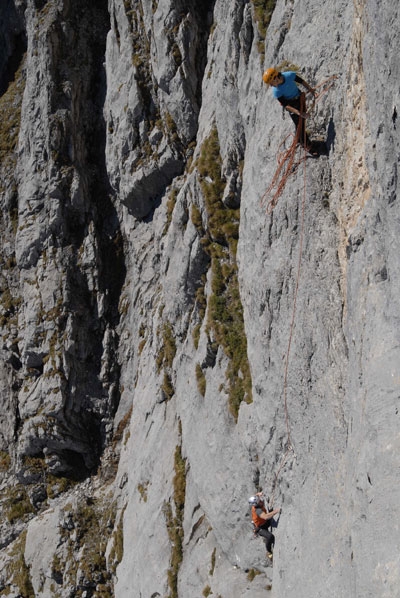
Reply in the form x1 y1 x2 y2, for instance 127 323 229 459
257 523 275 553
287 93 311 149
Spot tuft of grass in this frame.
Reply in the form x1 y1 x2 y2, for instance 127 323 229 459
0 288 22 327
162 371 174 400
138 481 149 502
157 322 177 400
247 568 262 581
163 187 178 235
277 60 300 73
251 0 277 59
195 363 206 396
156 322 177 371
191 204 204 232
109 506 126 575
112 406 133 448
209 547 216 575
164 440 187 598
192 323 201 349
192 275 207 348
0 56 25 168
172 444 186 513
59 497 117 592
0 450 11 472
4 531 35 597
46 474 75 499
5 486 34 523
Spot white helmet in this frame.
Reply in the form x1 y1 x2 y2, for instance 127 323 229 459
248 495 261 506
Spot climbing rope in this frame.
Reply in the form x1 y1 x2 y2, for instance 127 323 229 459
268 111 307 508
307 74 338 112
261 129 305 215
266 75 337 508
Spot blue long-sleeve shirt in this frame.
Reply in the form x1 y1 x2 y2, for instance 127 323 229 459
272 71 305 106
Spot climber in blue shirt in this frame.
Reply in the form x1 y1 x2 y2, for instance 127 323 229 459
263 68 318 155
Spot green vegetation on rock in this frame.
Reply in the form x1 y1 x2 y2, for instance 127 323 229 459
0 57 25 172
251 0 277 58
2 531 35 597
196 126 252 420
4 485 34 524
164 437 186 598
57 496 118 595
157 321 177 400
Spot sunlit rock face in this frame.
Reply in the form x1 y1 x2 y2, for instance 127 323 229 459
0 1 399 596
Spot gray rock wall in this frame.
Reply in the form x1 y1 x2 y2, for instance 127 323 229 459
0 0 399 597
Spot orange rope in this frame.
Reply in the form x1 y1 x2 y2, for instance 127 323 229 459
268 109 308 507
266 76 338 506
261 130 305 215
284 93 308 442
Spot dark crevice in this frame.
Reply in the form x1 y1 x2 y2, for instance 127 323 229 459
192 0 216 111
14 0 125 478
0 0 27 97
61 0 125 473
0 32 26 97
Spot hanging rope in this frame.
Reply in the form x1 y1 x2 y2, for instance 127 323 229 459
261 75 337 507
268 106 307 507
265 78 339 507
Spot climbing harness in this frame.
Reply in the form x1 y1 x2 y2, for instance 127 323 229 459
264 75 337 508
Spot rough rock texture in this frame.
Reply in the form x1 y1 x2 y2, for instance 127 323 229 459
0 0 399 597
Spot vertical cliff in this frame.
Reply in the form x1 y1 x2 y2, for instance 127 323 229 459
0 0 399 597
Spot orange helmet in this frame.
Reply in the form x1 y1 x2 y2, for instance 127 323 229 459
263 67 279 85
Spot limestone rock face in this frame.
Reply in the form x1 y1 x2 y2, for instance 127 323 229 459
0 0 399 597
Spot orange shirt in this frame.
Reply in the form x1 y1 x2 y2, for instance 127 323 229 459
251 504 267 528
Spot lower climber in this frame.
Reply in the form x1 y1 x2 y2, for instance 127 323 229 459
249 493 281 560
263 67 319 156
